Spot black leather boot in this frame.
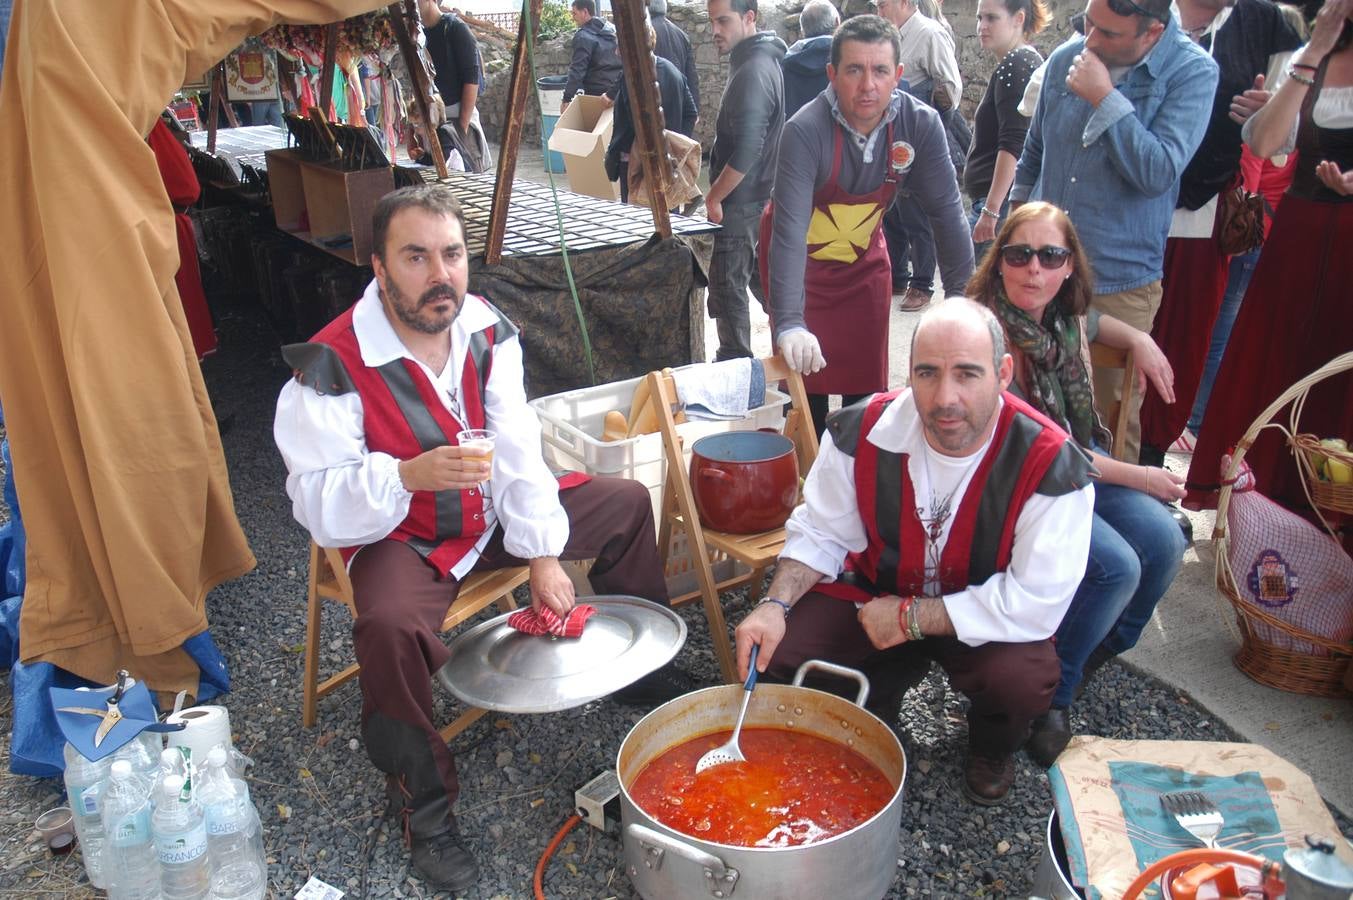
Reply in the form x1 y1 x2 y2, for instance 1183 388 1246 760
368 715 480 893
1026 707 1072 769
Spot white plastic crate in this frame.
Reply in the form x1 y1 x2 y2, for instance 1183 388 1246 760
530 369 788 521
531 368 788 598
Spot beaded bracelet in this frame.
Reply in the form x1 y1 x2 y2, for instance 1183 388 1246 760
1288 67 1316 87
980 205 1000 219
757 597 792 618
906 600 924 641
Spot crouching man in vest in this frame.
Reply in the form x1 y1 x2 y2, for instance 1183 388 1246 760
734 298 1094 805
273 185 691 892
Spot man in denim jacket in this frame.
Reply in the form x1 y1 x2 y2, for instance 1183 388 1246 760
1010 0 1217 462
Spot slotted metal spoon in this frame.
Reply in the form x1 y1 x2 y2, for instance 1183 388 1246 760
696 645 759 773
1160 790 1224 848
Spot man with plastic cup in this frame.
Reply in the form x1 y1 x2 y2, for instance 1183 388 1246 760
273 185 692 893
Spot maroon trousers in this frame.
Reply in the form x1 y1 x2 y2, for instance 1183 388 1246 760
348 476 666 831
764 592 1060 757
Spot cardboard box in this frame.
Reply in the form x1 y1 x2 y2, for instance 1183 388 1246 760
546 94 618 200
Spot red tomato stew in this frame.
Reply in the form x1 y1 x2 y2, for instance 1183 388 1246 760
629 728 894 847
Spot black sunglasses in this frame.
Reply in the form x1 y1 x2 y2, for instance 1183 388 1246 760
1000 243 1073 269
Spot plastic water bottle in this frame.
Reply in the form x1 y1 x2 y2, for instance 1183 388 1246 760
196 747 266 900
152 774 211 899
63 742 112 890
154 748 193 801
113 732 163 780
101 759 161 900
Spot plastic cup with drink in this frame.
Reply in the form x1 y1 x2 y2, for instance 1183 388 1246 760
457 429 496 484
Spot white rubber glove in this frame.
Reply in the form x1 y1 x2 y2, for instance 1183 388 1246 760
777 329 826 374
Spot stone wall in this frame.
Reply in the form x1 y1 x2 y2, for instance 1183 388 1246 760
474 0 1087 156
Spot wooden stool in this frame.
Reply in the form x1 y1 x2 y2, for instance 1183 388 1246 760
301 541 529 742
1090 341 1137 461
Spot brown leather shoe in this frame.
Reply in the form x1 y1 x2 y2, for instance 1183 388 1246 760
1026 707 1072 769
897 287 932 312
962 752 1016 806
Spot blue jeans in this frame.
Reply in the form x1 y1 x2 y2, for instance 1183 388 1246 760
966 196 1007 266
884 193 935 292
1188 246 1260 434
1051 481 1187 707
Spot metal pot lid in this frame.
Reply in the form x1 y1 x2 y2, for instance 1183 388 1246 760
1284 836 1353 889
436 596 686 714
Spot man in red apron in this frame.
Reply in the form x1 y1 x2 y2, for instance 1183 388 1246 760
760 15 973 433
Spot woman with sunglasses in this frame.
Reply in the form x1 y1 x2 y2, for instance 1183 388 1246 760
1183 0 1353 515
967 202 1188 768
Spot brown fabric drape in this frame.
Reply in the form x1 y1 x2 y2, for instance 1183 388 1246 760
0 0 386 697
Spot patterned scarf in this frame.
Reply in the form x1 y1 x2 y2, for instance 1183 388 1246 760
994 288 1109 449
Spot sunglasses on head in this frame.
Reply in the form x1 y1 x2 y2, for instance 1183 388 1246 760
1000 243 1073 269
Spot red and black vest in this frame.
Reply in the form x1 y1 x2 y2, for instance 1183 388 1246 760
281 298 518 575
820 390 1094 602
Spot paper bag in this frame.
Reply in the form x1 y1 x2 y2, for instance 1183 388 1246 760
1048 736 1353 899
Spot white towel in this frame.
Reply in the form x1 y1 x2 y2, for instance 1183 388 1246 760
671 359 764 420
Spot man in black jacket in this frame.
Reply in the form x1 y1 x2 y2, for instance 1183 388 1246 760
606 19 698 201
782 0 839 119
563 0 623 108
706 0 786 361
650 0 700 115
418 0 491 171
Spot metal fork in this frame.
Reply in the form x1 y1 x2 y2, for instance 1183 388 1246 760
1160 790 1224 848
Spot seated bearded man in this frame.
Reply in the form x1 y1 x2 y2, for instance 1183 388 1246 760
733 297 1094 804
273 185 689 892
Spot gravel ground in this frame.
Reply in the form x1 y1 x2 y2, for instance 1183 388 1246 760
1 294 1349 900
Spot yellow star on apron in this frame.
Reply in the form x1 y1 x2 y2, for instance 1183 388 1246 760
806 202 885 264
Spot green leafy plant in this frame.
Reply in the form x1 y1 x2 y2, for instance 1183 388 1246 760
535 0 575 41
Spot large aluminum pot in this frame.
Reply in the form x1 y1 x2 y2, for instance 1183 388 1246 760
617 661 906 900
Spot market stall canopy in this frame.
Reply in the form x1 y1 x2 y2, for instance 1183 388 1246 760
0 0 389 699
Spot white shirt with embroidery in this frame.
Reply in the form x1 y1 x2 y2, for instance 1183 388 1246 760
274 281 569 578
780 391 1094 646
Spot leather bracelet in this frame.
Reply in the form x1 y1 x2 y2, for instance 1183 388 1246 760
757 597 792 618
979 205 1000 219
897 596 915 640
1288 67 1316 87
1291 62 1318 71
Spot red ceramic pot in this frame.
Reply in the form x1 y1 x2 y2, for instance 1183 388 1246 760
689 431 798 534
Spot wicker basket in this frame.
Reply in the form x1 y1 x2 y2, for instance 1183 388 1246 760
1213 351 1353 697
1290 431 1353 516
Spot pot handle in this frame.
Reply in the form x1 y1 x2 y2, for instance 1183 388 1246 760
626 823 741 897
695 466 734 483
791 659 871 708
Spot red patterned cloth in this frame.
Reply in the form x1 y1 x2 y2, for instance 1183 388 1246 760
507 604 597 638
1223 456 1353 655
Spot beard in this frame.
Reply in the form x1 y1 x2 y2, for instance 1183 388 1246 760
923 395 999 455
385 279 461 335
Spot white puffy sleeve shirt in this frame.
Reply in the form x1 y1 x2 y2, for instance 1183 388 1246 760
273 283 569 578
780 392 1093 646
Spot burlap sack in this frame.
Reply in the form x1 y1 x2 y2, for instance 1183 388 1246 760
1049 737 1353 900
629 131 702 211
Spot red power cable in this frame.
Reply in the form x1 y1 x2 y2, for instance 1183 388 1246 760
533 813 584 900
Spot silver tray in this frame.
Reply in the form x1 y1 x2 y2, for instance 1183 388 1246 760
436 596 686 714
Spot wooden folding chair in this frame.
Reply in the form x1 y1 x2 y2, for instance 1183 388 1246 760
641 356 819 682
301 541 528 742
1090 341 1137 461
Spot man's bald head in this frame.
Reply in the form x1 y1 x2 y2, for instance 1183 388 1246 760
910 297 1008 374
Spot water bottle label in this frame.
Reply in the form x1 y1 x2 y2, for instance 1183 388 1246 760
73 785 99 817
206 799 244 835
156 821 208 865
109 808 151 847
